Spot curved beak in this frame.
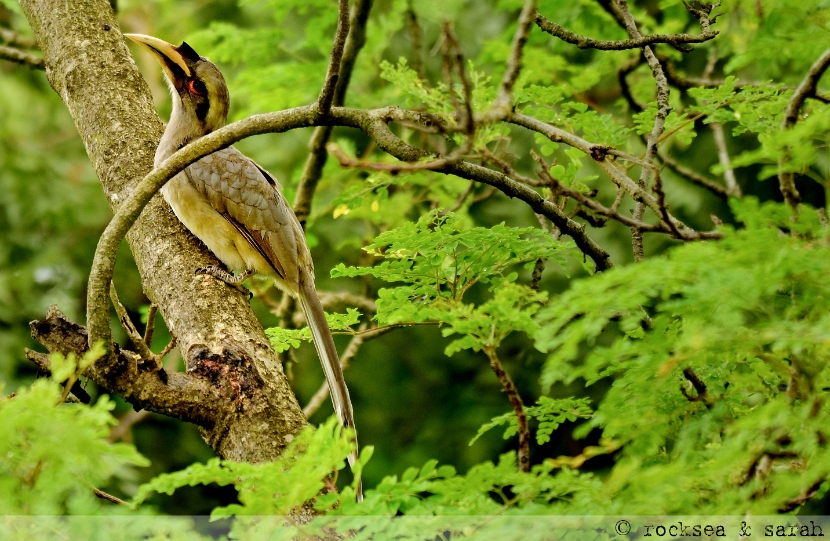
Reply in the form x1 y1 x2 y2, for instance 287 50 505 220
125 33 191 79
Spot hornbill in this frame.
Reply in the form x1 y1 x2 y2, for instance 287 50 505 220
125 33 362 501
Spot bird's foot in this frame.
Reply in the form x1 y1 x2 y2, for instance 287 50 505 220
196 266 254 298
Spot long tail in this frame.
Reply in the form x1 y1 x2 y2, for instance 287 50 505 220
298 281 363 502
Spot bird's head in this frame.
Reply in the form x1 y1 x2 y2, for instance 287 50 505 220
125 33 229 139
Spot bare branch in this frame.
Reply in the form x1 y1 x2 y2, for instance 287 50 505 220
405 4 426 81
0 28 38 49
618 54 645 113
658 52 830 103
294 126 334 227
343 111 615 270
484 346 529 473
0 44 44 69
658 149 729 200
27 306 220 425
531 151 665 232
529 257 546 291
108 409 150 442
441 180 476 214
442 22 474 134
684 0 720 34
143 303 157 347
710 122 741 197
487 0 537 120
507 112 693 234
534 11 717 51
779 479 824 513
327 134 473 174
316 0 351 116
294 0 374 225
616 0 672 260
110 282 157 365
317 290 377 313
779 48 830 208
93 486 130 506
680 367 714 407
652 167 683 239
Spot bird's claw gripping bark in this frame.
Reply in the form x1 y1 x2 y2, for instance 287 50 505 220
195 266 253 298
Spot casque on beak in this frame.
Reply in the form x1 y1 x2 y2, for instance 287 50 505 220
125 33 192 88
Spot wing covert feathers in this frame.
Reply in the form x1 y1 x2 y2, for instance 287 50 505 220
187 146 301 286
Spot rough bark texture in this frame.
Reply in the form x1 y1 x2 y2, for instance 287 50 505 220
20 0 307 462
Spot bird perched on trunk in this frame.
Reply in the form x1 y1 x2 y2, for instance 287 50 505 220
125 33 362 500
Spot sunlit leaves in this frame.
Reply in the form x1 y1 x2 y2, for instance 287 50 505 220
331 211 569 355
265 308 361 352
134 417 358 518
470 396 593 446
533 200 830 513
0 380 147 515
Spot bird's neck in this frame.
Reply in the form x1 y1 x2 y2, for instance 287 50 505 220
155 99 208 168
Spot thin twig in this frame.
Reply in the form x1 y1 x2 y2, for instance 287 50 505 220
617 0 673 260
91 485 131 507
441 180 476 214
530 151 666 233
652 167 683 238
58 373 80 405
0 28 39 49
710 122 741 197
534 11 717 51
658 52 830 103
333 320 439 336
779 48 830 208
107 410 149 442
618 54 645 113
658 149 729 200
508 112 697 238
442 23 475 135
680 367 714 407
0 44 44 69
143 303 157 347
317 290 377 313
779 480 824 513
487 0 537 120
327 139 472 173
25 349 91 403
109 282 157 365
316 0 351 116
484 345 529 473
472 185 498 204
156 337 177 363
406 4 426 81
294 0 374 224
529 258 546 291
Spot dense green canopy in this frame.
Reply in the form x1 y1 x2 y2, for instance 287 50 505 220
2 0 830 537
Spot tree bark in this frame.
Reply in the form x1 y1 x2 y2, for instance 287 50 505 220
19 0 307 462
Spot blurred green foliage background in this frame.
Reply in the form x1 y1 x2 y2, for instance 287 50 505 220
3 0 830 524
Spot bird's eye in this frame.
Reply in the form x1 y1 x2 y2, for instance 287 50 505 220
187 79 207 95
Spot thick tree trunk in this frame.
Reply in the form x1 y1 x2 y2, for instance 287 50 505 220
19 0 307 462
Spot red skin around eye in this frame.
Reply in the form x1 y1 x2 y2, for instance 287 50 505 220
187 80 205 95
